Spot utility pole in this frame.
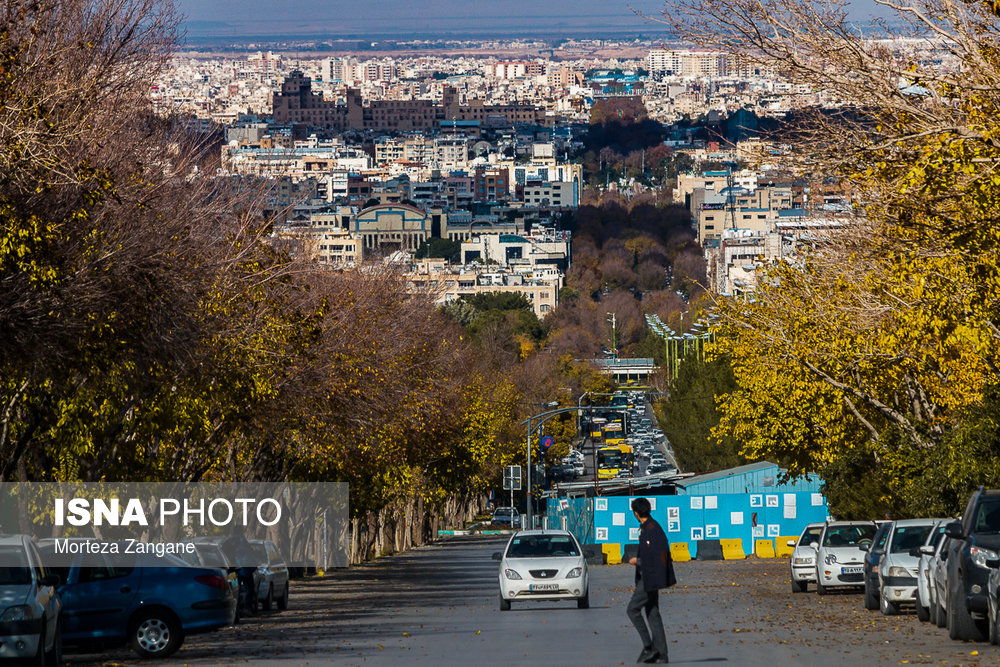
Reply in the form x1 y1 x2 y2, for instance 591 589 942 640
607 312 617 359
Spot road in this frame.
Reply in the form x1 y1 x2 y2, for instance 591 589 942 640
70 535 1000 666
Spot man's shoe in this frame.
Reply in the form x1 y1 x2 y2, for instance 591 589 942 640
637 648 656 663
644 652 668 664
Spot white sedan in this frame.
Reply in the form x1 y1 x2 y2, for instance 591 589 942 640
789 522 824 593
493 530 591 611
814 521 878 595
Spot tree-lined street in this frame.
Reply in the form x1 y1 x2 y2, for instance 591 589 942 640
68 535 1000 666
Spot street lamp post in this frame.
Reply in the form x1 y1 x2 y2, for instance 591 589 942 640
525 400 558 528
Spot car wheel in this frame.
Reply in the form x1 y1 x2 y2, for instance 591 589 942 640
864 579 878 610
948 583 985 641
129 609 183 659
916 602 930 623
500 597 511 611
880 589 899 616
989 597 999 645
43 616 62 667
935 600 947 628
277 583 289 611
791 578 807 593
262 584 273 611
816 581 828 596
577 591 590 609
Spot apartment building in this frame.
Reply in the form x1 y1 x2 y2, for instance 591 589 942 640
405 259 560 317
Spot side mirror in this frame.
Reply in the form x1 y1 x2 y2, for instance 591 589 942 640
809 542 819 551
919 545 935 556
944 521 964 540
859 543 869 552
491 552 502 561
786 540 796 548
40 573 60 587
987 557 1000 569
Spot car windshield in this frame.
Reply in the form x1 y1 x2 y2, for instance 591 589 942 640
822 524 876 547
507 535 580 558
494 509 513 516
798 526 822 546
890 525 934 553
0 546 31 585
974 498 1000 533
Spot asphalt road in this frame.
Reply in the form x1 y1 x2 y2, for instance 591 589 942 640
69 535 1000 666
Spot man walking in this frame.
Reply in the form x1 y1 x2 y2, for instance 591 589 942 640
626 497 675 664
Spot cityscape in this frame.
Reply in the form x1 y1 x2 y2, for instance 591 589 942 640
1 0 998 664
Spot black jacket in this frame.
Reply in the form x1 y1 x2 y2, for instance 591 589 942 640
635 517 677 591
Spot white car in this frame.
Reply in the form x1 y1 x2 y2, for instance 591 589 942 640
789 523 824 593
493 530 591 611
814 521 877 595
930 533 952 627
0 534 62 664
917 521 948 622
876 519 939 615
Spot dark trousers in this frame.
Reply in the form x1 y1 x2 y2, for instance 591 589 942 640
627 581 668 658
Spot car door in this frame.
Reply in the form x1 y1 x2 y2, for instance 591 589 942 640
59 550 140 643
866 523 891 590
265 542 288 594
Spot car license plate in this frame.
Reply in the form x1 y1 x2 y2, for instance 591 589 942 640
842 566 862 574
529 584 558 591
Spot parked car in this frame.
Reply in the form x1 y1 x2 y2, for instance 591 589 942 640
0 534 62 665
876 519 938 615
493 530 591 611
491 506 521 528
916 521 948 622
931 532 952 628
248 540 289 612
862 522 892 610
986 552 1000 643
38 542 236 659
813 521 877 595
789 523 824 593
942 488 1000 641
177 539 242 621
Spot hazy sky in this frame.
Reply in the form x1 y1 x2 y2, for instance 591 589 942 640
175 0 888 39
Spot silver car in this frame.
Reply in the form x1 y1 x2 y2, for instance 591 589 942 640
814 521 877 595
249 540 289 612
916 521 947 622
876 519 938 615
0 534 62 664
493 530 591 611
789 523 824 593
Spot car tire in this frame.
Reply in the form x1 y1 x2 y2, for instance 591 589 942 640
262 584 273 611
500 597 511 611
864 579 878 610
816 581 828 596
791 578 807 593
948 583 985 641
989 599 999 645
880 589 899 616
935 600 947 628
917 602 930 622
129 608 183 659
277 583 289 611
577 592 590 609
43 616 62 667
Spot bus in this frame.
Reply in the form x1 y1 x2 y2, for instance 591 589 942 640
589 417 607 440
602 422 625 446
597 446 625 479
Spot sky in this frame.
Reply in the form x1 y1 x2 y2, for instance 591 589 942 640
175 0 888 42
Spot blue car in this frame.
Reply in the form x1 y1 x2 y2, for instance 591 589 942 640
39 542 236 659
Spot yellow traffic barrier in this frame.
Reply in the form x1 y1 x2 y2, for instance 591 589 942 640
755 539 776 558
602 543 622 564
721 538 746 560
670 542 692 562
776 537 797 558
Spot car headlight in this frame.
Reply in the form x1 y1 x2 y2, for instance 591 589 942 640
793 557 814 565
970 546 998 569
887 566 911 577
504 568 522 580
824 553 838 565
0 605 32 622
567 567 583 578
